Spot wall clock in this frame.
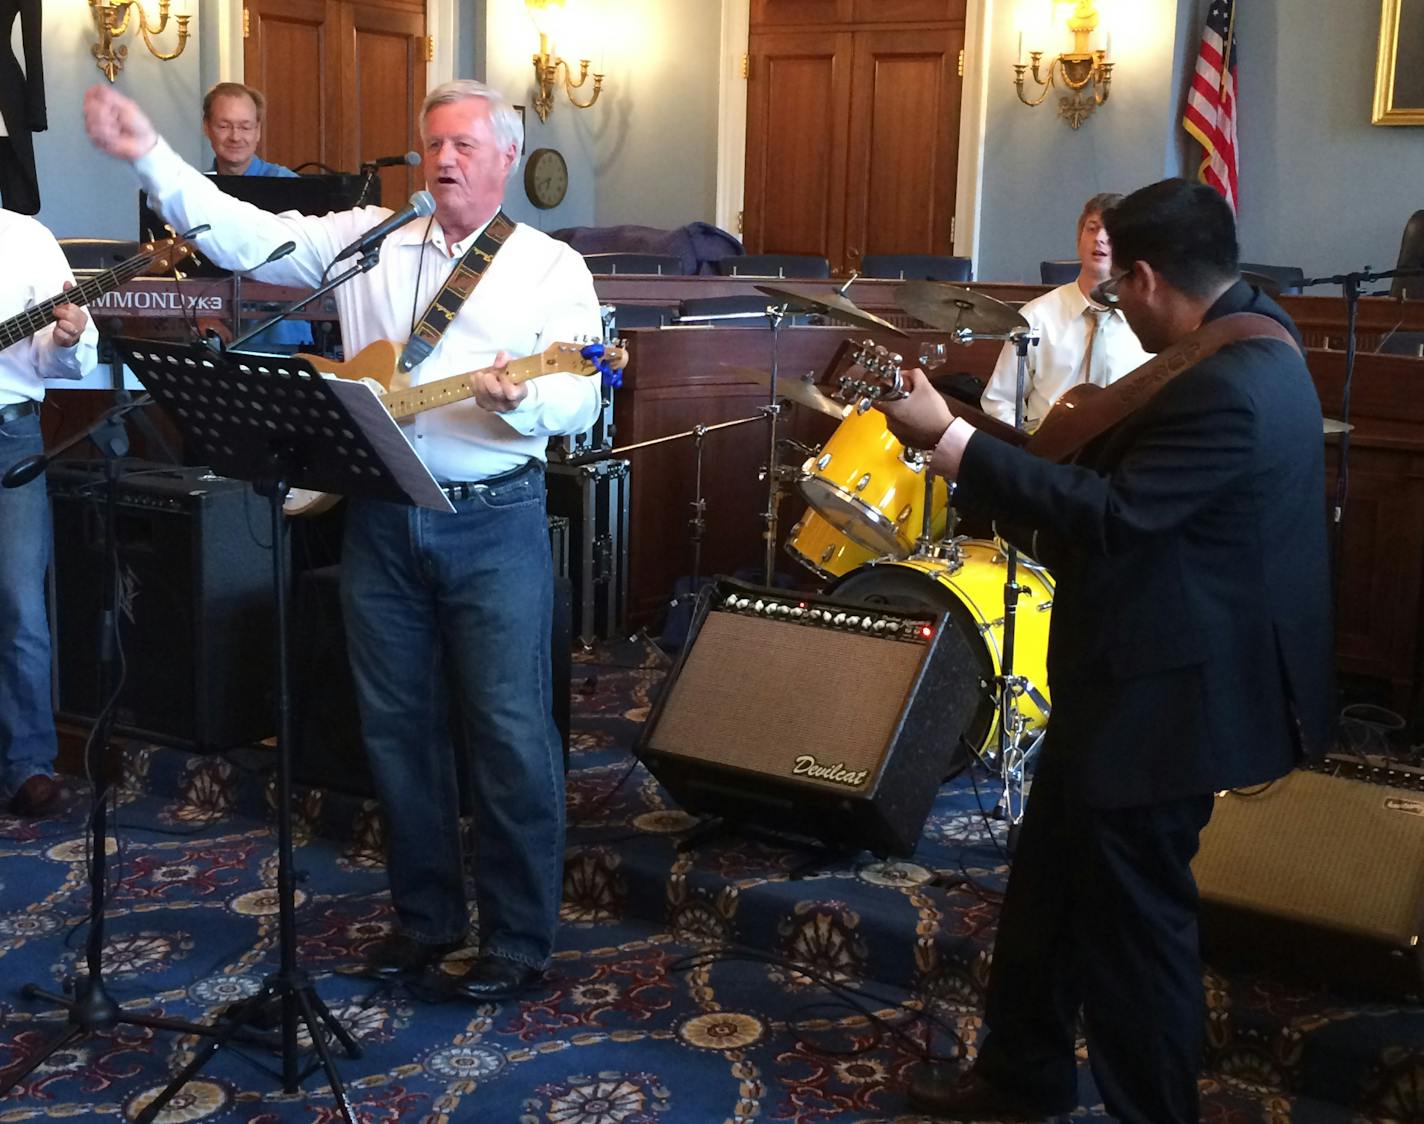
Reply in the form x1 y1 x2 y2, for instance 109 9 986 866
524 147 568 209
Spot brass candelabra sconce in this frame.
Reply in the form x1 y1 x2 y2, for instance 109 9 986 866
530 31 605 123
1014 0 1113 130
89 0 192 83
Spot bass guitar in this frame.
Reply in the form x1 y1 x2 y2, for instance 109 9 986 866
0 235 198 351
284 338 627 516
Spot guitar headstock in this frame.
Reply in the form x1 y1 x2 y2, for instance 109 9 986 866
135 234 200 278
822 338 907 406
543 338 628 389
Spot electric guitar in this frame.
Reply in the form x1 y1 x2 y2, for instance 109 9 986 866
0 235 199 351
283 338 628 516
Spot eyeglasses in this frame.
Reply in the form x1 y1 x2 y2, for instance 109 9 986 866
1090 271 1127 307
210 121 257 136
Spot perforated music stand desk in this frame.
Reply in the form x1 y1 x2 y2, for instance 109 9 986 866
110 336 450 1124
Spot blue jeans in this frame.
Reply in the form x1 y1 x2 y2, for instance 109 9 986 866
340 462 564 969
0 411 57 798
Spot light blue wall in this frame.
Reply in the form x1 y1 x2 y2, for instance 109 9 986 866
1232 0 1423 279
28 1 213 240
974 0 1182 282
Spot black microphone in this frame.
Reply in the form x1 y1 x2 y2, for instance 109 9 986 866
2 451 45 489
332 190 436 264
366 150 421 168
266 241 298 265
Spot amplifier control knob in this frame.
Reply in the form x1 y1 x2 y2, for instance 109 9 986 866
833 613 847 627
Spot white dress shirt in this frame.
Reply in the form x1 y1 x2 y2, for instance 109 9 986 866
980 281 1150 431
0 211 99 406
134 138 601 482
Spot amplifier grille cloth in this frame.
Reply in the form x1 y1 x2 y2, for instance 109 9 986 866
1193 769 1424 946
646 613 926 791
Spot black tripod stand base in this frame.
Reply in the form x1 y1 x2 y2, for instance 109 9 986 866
133 969 362 1124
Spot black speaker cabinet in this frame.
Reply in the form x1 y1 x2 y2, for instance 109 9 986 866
292 562 574 802
49 460 280 752
637 577 983 857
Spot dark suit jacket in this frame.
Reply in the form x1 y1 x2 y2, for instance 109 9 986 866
956 282 1334 808
0 0 46 215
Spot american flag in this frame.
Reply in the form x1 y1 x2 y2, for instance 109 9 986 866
1182 0 1239 211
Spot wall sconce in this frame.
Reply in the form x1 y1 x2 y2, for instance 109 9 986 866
1014 0 1113 129
89 0 192 83
526 0 605 123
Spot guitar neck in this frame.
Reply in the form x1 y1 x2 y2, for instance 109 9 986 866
0 253 159 351
379 352 559 421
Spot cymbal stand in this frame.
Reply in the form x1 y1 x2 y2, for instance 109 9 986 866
759 302 791 584
612 413 768 613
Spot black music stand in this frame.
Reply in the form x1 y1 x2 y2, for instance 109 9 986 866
111 337 450 1123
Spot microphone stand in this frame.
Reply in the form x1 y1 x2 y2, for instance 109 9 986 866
0 408 226 1099
1296 265 1424 601
228 253 381 353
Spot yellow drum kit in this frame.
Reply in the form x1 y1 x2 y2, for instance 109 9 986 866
755 280 1052 788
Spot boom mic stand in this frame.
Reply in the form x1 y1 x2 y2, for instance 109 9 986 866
1297 265 1424 601
0 405 227 1098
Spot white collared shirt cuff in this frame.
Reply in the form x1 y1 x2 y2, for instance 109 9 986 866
930 417 976 479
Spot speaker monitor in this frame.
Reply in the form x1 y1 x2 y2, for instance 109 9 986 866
1193 767 1424 995
49 461 279 752
637 579 983 857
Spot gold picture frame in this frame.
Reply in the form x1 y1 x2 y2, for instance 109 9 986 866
1374 0 1424 124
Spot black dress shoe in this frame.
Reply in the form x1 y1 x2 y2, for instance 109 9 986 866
364 932 464 977
451 955 542 1001
906 1062 1068 1121
8 775 61 817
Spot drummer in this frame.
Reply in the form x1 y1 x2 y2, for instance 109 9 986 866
980 193 1150 431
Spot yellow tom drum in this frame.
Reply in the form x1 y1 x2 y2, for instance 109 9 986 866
785 508 879 581
827 541 1054 759
798 406 951 558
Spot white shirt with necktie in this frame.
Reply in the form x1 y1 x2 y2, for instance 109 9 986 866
133 138 601 483
980 281 1150 432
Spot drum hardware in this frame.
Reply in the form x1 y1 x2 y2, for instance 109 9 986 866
722 363 851 421
755 274 909 337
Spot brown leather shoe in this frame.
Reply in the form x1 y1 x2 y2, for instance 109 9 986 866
906 1062 1067 1121
8 775 61 817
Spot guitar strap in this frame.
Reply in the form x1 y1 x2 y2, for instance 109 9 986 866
398 209 517 373
1023 312 1303 463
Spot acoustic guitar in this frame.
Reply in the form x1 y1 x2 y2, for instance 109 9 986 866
283 338 627 516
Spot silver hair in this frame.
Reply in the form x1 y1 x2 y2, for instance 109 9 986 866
420 79 524 160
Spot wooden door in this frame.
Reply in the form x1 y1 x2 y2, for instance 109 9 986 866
843 26 963 271
341 1 428 205
244 0 341 172
743 30 853 264
244 0 426 204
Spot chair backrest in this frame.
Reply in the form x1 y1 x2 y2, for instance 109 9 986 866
59 238 138 271
1238 261 1305 296
715 253 831 279
583 252 686 276
1039 259 1081 286
1391 210 1424 301
608 304 679 329
860 254 972 282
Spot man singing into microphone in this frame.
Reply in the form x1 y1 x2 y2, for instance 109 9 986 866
87 79 599 1000
0 211 97 816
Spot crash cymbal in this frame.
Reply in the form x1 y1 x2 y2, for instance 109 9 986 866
1323 417 1354 436
722 364 850 420
896 280 1028 336
755 283 908 337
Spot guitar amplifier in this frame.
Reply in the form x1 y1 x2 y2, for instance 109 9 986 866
48 460 280 752
546 458 629 646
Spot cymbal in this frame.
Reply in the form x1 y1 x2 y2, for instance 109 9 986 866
1323 417 1354 436
896 280 1028 336
755 283 908 337
722 364 850 420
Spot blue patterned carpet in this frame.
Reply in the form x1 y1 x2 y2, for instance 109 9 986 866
0 640 1420 1122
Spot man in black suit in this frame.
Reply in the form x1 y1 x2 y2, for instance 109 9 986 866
877 178 1334 1123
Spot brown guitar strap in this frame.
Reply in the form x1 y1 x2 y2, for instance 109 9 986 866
1018 312 1302 463
398 209 517 373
